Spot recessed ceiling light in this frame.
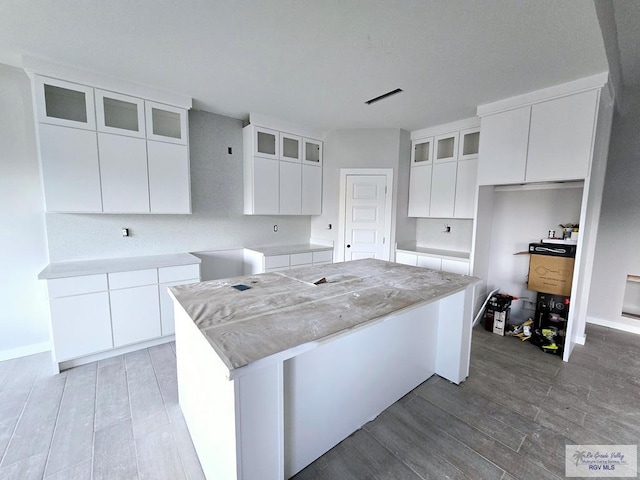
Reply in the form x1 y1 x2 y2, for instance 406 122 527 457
365 88 403 105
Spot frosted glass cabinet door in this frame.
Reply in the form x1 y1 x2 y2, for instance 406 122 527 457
408 165 432 217
303 138 323 166
434 132 459 163
38 124 102 212
95 89 146 138
478 106 531 185
430 162 457 218
302 165 322 215
252 157 280 214
280 133 302 162
253 127 280 160
279 161 302 215
33 76 96 130
458 128 480 161
147 141 191 213
98 133 150 213
411 138 433 165
145 101 188 145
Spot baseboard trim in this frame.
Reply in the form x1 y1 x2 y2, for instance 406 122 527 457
587 316 640 336
0 341 51 362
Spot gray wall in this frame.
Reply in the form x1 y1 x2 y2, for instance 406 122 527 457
588 87 640 324
45 110 311 262
0 65 51 357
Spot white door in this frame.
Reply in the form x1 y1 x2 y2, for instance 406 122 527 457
344 175 388 261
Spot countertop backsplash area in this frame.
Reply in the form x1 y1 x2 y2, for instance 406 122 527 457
415 218 473 253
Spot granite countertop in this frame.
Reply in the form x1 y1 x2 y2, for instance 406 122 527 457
170 258 479 374
396 245 470 261
245 243 333 256
39 253 201 280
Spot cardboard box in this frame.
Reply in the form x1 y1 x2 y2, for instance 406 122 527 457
528 254 574 296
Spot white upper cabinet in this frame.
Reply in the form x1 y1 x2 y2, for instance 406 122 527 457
434 132 458 163
253 126 280 159
408 164 432 218
34 76 96 130
458 128 480 161
303 138 323 166
478 89 600 185
477 106 531 185
454 159 478 218
243 122 323 215
430 162 457 218
411 137 433 165
95 89 145 138
280 133 302 163
148 142 191 214
525 90 598 182
145 101 188 145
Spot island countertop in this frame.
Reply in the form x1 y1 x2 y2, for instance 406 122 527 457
170 258 479 374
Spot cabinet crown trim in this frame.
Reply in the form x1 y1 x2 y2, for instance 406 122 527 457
23 55 192 109
249 113 325 141
410 117 480 141
477 71 608 118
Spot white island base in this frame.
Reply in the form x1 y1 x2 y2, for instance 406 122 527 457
172 259 476 480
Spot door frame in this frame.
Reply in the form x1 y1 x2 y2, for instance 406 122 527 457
337 168 394 262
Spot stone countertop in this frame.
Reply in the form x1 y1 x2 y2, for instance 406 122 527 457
38 253 201 280
396 245 470 261
170 258 479 374
244 243 333 256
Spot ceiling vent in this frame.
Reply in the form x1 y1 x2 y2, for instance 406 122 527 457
365 88 403 105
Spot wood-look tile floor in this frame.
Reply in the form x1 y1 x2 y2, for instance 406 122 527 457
1 323 638 479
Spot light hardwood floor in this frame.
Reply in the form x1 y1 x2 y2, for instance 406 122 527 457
1 323 638 479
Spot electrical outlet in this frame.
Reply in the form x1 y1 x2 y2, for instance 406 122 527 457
122 228 129 237
443 224 451 233
273 225 278 233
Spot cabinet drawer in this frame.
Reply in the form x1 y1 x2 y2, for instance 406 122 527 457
48 274 107 298
291 252 313 266
396 252 418 267
441 259 470 275
264 255 290 269
108 269 158 289
312 250 333 264
417 256 442 270
158 264 200 283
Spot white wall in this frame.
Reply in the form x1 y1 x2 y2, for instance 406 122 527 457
45 110 311 261
0 65 51 359
416 218 474 252
309 128 414 255
588 87 640 330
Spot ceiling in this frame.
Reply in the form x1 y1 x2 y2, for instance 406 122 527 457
0 1 610 132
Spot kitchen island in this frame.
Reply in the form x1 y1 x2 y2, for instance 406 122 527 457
170 258 479 480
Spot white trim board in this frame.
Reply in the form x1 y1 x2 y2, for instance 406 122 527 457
588 316 640 336
410 116 480 141
0 341 51 362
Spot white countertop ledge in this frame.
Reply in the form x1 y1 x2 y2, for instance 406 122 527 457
244 243 333 256
38 253 201 280
396 246 470 261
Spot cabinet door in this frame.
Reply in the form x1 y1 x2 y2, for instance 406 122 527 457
147 141 191 213
280 133 302 162
302 164 322 215
458 128 480 161
454 159 478 219
98 133 150 213
395 252 417 266
50 292 112 361
430 161 457 218
303 138 323 166
159 279 199 336
441 259 470 275
33 76 96 130
525 90 598 182
145 101 188 145
411 137 433 165
478 106 531 185
279 161 302 215
95 89 145 138
38 124 102 212
253 127 279 159
434 132 458 163
408 165 432 217
417 256 442 270
252 157 280 214
110 284 161 347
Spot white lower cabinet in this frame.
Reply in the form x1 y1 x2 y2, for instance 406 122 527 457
418 256 442 270
396 251 469 275
245 247 334 274
110 285 161 347
395 252 418 266
441 259 470 275
50 291 112 361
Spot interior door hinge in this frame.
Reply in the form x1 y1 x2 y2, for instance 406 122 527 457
385 186 387 195
383 236 386 244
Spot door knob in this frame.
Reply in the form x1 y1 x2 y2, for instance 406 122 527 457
346 244 351 248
